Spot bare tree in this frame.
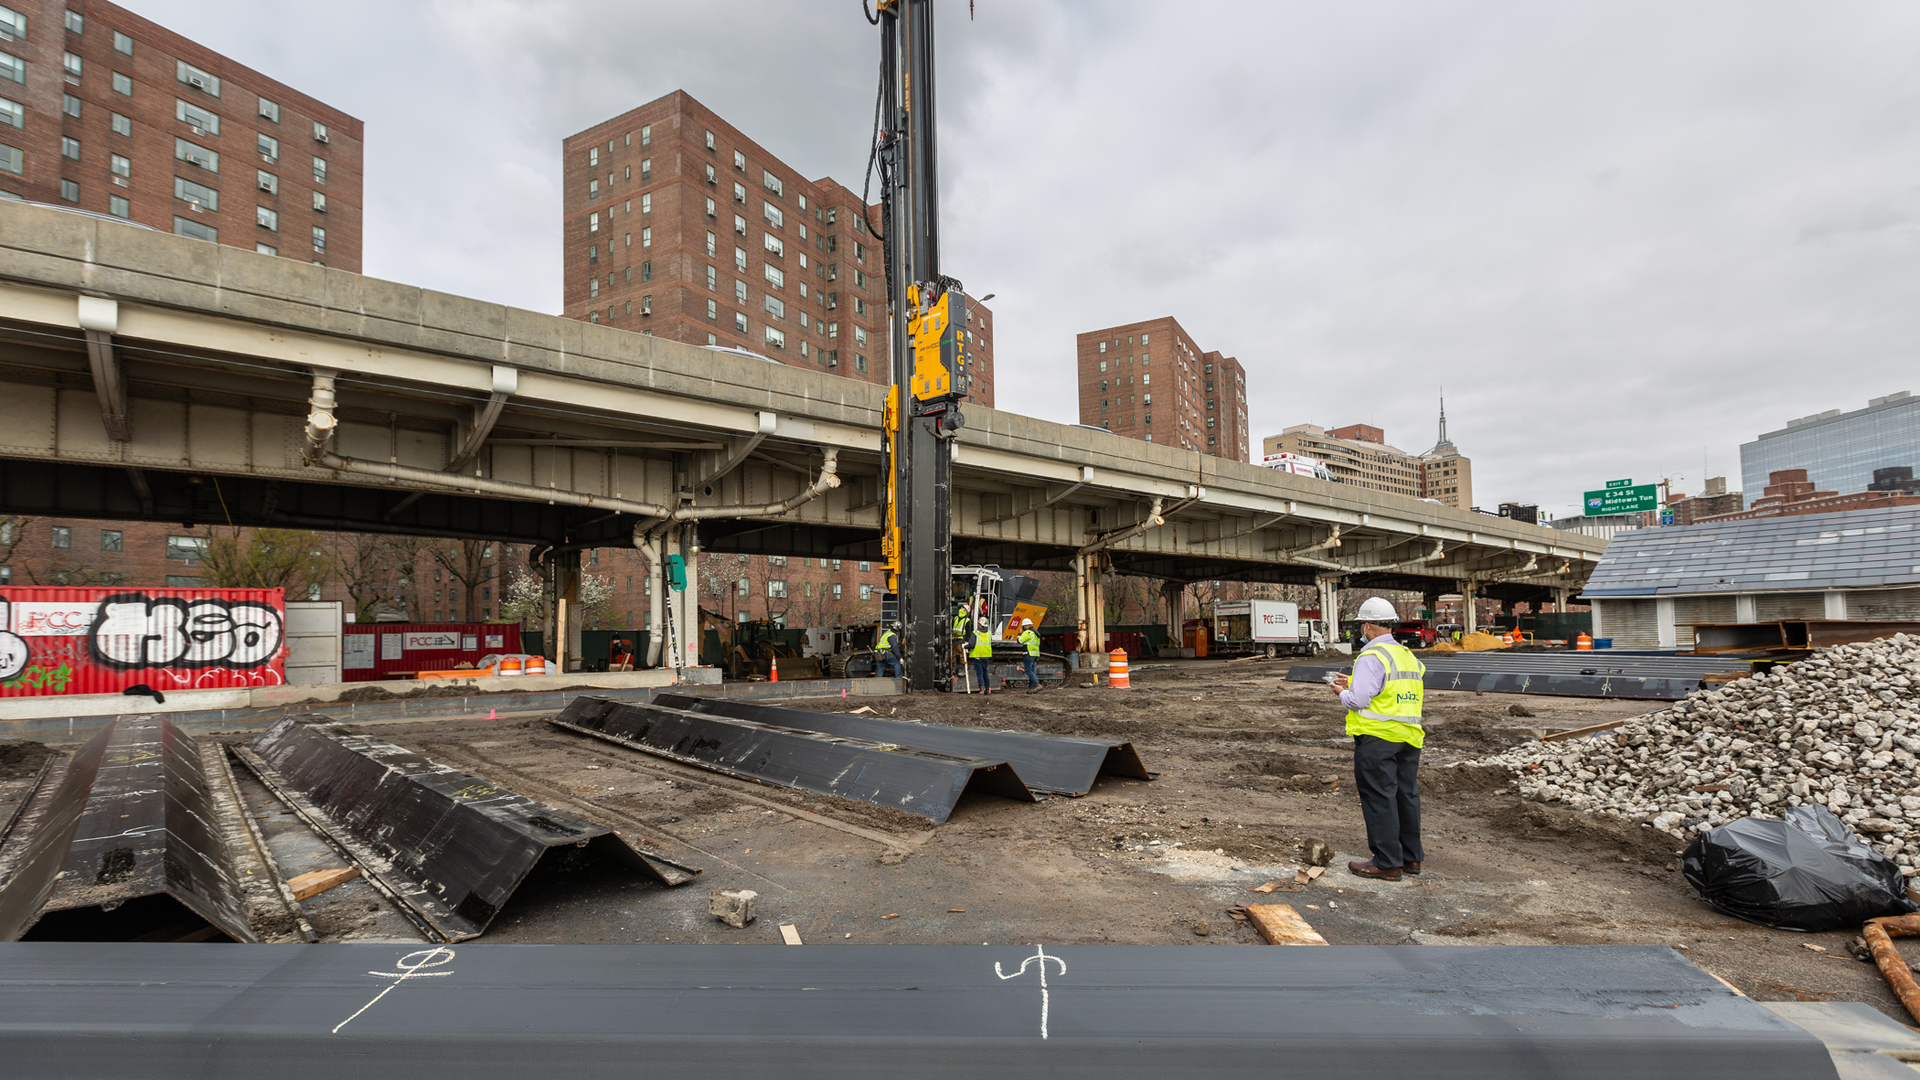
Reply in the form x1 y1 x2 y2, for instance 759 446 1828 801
329 533 407 622
430 540 496 621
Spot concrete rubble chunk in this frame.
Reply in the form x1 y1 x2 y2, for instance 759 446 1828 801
710 888 758 928
1464 633 1920 866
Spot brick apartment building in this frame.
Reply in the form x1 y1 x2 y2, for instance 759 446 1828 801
1667 476 1744 525
1075 317 1247 458
0 0 363 270
1698 467 1920 523
1265 409 1473 509
560 90 993 404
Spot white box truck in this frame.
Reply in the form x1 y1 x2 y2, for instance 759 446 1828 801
1212 600 1324 657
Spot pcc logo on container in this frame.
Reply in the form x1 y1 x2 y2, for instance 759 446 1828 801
404 632 461 651
11 602 100 636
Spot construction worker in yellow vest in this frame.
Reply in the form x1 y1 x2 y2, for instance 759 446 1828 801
1329 596 1426 882
1017 617 1043 691
874 621 902 679
968 620 996 694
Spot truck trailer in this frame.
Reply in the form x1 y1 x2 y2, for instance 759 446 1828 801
1212 600 1325 657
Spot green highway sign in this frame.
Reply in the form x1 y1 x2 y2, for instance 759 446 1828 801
1605 479 1634 489
1585 484 1657 516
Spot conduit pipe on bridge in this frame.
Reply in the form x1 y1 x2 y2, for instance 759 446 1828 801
300 372 839 526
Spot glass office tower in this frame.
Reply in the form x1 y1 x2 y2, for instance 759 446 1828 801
1741 392 1920 496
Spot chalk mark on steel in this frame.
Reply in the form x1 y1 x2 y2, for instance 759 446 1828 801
995 944 1065 1039
333 947 456 1034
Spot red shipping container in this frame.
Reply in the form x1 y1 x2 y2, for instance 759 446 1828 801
341 623 523 682
0 586 288 697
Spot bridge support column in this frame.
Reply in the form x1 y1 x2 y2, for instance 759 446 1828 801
557 555 581 673
1554 586 1568 614
1316 575 1340 644
1161 581 1185 651
643 535 665 667
1460 580 1478 634
1074 553 1108 667
679 529 701 668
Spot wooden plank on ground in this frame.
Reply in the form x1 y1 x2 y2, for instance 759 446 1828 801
779 924 803 945
1245 904 1329 946
1539 719 1628 743
285 867 361 902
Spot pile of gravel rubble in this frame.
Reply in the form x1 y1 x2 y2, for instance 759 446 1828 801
1472 633 1920 864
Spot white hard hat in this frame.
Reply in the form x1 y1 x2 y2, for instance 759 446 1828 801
1355 597 1398 623
1022 618 1034 626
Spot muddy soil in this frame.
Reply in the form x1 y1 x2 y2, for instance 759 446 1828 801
247 659 1919 1021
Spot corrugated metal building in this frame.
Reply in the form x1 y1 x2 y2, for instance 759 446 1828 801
1581 505 1920 648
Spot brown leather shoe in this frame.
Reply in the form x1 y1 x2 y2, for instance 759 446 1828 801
1347 859 1402 881
1404 861 1422 875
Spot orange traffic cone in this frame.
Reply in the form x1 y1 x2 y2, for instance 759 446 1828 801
771 656 780 683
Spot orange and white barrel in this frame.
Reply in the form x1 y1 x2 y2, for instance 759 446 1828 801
525 655 547 676
498 657 523 677
1576 632 1593 652
1108 648 1130 689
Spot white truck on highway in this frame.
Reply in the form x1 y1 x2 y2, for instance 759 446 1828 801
1212 600 1325 658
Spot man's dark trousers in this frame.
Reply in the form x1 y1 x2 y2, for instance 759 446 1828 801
1353 733 1423 869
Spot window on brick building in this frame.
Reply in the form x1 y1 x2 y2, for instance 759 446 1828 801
313 157 326 183
763 232 783 257
255 242 275 255
734 311 747 334
258 96 278 122
706 265 716 289
61 136 79 159
641 226 651 247
706 299 717 319
50 526 71 548
112 72 131 95
734 279 748 304
256 206 276 231
733 149 745 172
734 247 747 272
114 30 132 54
313 191 326 212
733 181 745 204
641 260 652 282
257 133 278 161
111 112 130 136
734 213 746 236
176 98 219 133
174 176 217 210
641 124 650 145
111 196 130 218
589 146 599 167
706 231 716 256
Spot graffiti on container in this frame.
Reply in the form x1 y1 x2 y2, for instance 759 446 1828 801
151 666 285 689
0 601 31 681
13 664 72 691
87 593 285 670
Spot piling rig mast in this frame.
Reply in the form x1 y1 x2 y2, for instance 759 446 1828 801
872 0 973 689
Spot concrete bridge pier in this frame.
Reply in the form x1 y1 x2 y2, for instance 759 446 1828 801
1161 581 1186 650
1316 575 1342 642
1074 553 1110 668
1460 579 1479 634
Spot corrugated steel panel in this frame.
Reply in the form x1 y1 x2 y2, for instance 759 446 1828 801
654 693 1149 795
0 943 1841 1078
242 717 697 942
0 715 256 942
0 587 286 697
341 622 522 682
1673 596 1736 631
1852 588 1920 620
552 697 1038 823
1756 593 1827 621
1600 599 1659 647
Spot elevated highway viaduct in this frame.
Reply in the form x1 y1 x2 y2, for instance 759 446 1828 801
0 203 1605 663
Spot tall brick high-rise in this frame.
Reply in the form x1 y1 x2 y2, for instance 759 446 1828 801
560 91 993 404
0 0 363 270
1075 317 1247 459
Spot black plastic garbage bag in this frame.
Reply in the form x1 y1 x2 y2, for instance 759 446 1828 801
1682 804 1918 931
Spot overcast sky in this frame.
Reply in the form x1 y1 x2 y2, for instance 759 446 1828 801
139 0 1920 519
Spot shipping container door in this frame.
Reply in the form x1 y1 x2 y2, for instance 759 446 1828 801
1601 599 1659 647
285 602 343 685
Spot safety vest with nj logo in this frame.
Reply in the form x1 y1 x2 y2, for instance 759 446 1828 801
1343 637 1426 748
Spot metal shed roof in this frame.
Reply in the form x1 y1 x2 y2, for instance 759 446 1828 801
1582 504 1920 597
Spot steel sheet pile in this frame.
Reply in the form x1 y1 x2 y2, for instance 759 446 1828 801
1472 634 1920 861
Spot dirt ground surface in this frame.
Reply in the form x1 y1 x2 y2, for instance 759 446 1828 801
6 657 1917 1024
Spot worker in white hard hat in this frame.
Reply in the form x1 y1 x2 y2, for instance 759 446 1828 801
1328 596 1426 882
1016 617 1043 691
